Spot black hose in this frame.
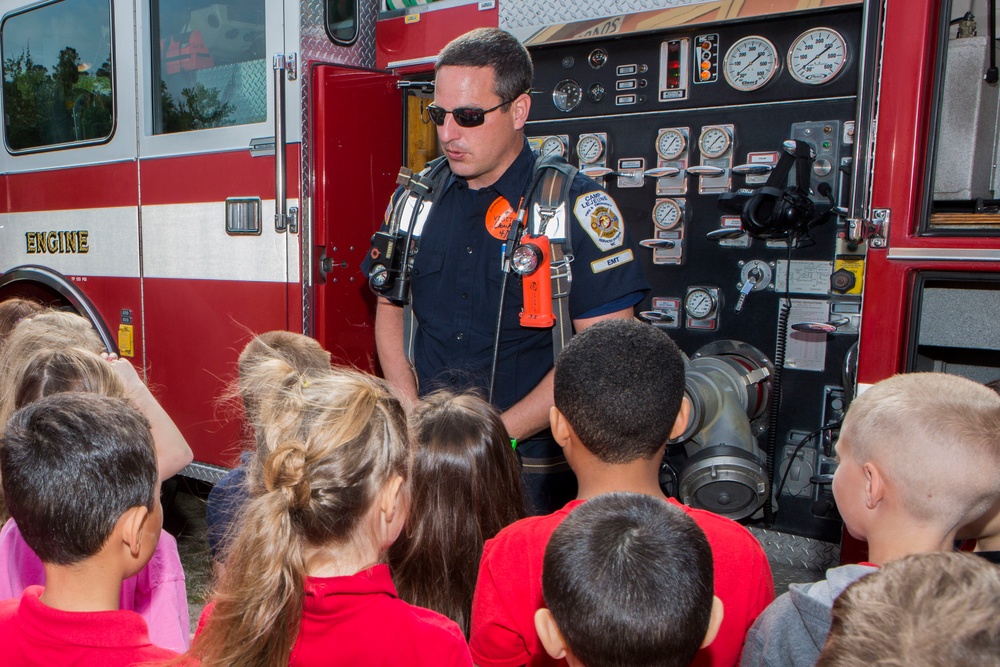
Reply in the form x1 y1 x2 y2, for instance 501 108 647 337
763 241 794 526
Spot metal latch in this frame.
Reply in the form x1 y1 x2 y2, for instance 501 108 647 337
846 208 889 248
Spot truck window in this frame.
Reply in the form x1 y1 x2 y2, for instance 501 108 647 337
150 0 266 134
1 0 114 152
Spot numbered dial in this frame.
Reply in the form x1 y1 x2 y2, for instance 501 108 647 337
787 28 848 85
576 134 605 164
723 36 779 91
552 79 583 112
588 83 607 103
588 48 609 69
656 128 686 160
540 136 566 157
685 288 717 319
652 199 683 230
698 126 732 159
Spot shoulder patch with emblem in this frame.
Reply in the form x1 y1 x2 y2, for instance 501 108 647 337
574 191 624 251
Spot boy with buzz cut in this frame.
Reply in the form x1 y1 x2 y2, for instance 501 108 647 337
471 319 774 667
0 392 177 666
815 551 1000 667
740 372 1000 667
535 491 725 667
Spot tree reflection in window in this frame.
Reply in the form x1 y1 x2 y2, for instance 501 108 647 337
2 0 113 151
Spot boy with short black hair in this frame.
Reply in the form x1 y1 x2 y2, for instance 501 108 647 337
816 552 1000 666
741 372 1000 667
535 491 724 667
0 392 177 665
471 319 773 667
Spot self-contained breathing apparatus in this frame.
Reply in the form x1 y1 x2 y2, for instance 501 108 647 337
366 154 578 401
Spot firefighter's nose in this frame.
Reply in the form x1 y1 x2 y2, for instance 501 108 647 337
437 114 461 142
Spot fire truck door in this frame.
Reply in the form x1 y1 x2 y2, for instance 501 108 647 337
136 0 299 467
311 66 402 372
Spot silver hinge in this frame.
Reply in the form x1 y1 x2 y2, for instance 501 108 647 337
845 208 889 248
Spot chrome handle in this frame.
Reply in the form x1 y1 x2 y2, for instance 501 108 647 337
273 53 288 233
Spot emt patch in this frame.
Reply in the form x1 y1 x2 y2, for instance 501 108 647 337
591 249 634 273
574 191 624 251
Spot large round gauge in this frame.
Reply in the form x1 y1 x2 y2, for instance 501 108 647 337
656 128 686 160
652 199 683 230
787 28 848 85
540 136 566 157
576 133 605 164
552 79 583 112
723 36 779 91
685 288 717 319
698 125 732 159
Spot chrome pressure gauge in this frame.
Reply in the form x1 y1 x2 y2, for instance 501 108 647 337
685 287 717 319
652 198 683 230
540 136 566 157
698 125 732 159
723 36 779 91
576 133 605 164
787 28 848 85
552 79 583 112
656 128 686 160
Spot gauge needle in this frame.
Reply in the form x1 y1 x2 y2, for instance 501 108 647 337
802 43 834 68
739 52 765 74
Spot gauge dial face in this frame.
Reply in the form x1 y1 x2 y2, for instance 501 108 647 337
656 128 686 160
685 288 716 319
552 79 583 112
576 134 605 164
698 126 732 159
723 36 779 91
540 136 566 157
588 83 607 103
652 199 682 230
589 48 609 69
787 28 848 85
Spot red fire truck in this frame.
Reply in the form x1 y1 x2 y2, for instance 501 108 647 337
1 0 997 564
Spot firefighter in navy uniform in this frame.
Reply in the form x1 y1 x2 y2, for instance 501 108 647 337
365 28 649 514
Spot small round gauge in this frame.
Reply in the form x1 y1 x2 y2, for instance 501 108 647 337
652 199 683 230
588 83 607 103
787 28 848 85
552 79 583 112
576 133 605 164
723 36 779 91
588 48 609 69
698 125 732 159
656 128 686 160
685 288 717 319
540 135 566 157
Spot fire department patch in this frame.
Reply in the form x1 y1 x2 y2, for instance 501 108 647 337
574 191 624 251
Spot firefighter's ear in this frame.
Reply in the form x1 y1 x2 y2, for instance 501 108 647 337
511 91 531 130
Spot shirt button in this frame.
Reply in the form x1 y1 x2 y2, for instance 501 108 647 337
456 332 464 340
465 246 473 254
461 292 469 299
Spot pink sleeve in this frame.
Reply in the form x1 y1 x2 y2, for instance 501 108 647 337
0 519 46 599
469 541 531 667
131 530 191 652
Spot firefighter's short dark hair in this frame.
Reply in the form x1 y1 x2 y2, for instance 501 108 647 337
436 28 532 108
1 392 157 565
542 492 714 667
554 319 686 463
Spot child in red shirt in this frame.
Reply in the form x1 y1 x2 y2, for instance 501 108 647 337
470 320 774 667
187 366 472 667
0 392 176 666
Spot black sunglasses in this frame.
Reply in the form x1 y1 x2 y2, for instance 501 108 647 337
424 95 522 128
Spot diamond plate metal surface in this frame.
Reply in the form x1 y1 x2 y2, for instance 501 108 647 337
500 0 704 31
749 527 842 572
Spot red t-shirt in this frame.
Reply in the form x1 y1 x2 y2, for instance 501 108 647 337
198 564 472 666
0 585 179 666
470 497 775 667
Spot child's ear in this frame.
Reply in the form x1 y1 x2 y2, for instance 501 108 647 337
700 595 725 648
119 505 150 559
669 396 692 440
550 407 572 450
865 462 884 509
380 475 406 524
534 608 568 660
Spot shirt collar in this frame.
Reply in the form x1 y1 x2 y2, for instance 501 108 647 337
445 139 536 206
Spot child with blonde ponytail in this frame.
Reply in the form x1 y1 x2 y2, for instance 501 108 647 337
188 367 472 667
